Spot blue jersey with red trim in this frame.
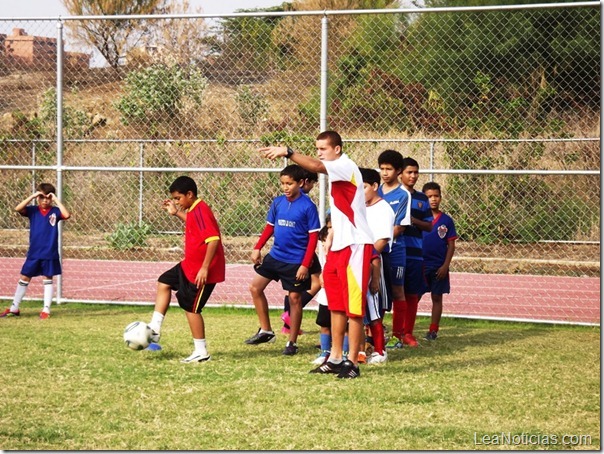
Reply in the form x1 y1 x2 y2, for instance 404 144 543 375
423 212 458 269
267 193 320 264
403 190 431 262
378 183 411 266
24 206 64 260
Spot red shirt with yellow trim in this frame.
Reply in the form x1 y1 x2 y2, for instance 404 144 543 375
181 198 226 284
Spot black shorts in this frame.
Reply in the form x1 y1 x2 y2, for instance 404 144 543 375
158 263 216 313
315 304 331 328
254 253 311 293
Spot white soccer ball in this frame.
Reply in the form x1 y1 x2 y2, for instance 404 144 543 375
123 321 152 351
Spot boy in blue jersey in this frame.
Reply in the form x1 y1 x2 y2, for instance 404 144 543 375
421 182 457 341
245 164 321 356
1 183 71 319
377 150 411 349
400 157 433 347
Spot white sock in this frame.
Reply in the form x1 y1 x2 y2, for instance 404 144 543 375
149 311 165 333
11 280 29 311
193 338 208 355
260 328 274 334
42 279 53 313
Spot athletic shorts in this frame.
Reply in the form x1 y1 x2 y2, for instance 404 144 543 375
315 303 331 328
404 260 427 296
309 253 322 275
254 253 311 293
390 264 405 287
380 252 393 312
424 267 451 295
322 244 372 318
158 263 216 313
21 258 61 278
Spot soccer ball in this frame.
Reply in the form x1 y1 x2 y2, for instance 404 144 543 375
123 321 152 350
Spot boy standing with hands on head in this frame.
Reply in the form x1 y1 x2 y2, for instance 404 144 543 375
244 164 320 356
421 181 457 341
1 183 70 319
147 176 225 363
259 131 374 379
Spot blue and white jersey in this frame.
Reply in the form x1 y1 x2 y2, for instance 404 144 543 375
378 184 411 266
423 212 458 269
403 190 432 262
24 206 64 260
266 194 320 264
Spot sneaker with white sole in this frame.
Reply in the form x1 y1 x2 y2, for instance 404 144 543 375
180 352 211 363
244 329 276 345
367 351 388 365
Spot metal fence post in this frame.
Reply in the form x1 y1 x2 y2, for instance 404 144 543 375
318 14 329 224
56 20 64 305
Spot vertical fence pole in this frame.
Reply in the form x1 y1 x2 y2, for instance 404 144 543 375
31 142 36 194
318 14 329 224
56 21 64 305
429 141 435 181
139 142 144 226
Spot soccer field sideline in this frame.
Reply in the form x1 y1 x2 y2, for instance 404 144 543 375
0 257 599 325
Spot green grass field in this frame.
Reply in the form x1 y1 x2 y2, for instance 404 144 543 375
0 302 599 450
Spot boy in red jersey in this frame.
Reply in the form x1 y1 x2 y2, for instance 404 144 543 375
0 183 70 319
259 131 374 379
147 176 225 363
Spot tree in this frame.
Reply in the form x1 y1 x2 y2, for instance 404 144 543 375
62 0 165 69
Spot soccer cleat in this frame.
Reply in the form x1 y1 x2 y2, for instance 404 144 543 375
145 342 162 351
244 329 276 345
367 351 388 365
424 331 438 341
311 351 330 365
180 352 211 363
0 308 20 318
385 336 403 349
403 333 419 347
336 360 360 379
309 360 343 374
282 341 298 356
149 329 160 343
357 351 367 364
39 311 50 320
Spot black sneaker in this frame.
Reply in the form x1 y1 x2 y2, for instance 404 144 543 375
424 331 438 341
309 360 343 374
244 329 276 345
336 360 360 379
282 341 298 356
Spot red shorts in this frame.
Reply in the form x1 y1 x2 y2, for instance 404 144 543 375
322 244 372 318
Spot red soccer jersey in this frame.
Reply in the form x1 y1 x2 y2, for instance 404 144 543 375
181 199 226 284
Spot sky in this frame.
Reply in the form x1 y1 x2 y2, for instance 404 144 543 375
1 0 287 17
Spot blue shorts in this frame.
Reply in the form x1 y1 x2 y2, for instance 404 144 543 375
21 258 61 278
389 264 405 287
254 253 311 293
424 267 451 295
404 260 427 296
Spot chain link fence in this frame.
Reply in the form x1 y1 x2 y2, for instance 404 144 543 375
0 2 600 324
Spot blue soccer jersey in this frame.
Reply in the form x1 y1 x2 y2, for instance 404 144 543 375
266 194 320 264
24 206 65 260
403 190 432 262
378 184 411 266
423 212 458 269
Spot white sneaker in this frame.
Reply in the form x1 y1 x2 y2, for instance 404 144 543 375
180 351 211 363
367 351 388 365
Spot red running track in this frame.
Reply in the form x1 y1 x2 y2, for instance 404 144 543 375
0 258 599 325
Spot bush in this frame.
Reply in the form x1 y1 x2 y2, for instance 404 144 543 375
107 222 152 249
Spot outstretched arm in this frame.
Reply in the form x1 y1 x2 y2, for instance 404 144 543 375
258 146 327 175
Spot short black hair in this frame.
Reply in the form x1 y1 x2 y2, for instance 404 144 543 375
359 167 381 186
280 164 305 181
378 149 404 171
402 156 419 171
302 169 319 183
422 181 441 193
169 176 197 196
37 182 56 195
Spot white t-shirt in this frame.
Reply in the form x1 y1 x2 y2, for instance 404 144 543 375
323 153 373 251
366 198 395 250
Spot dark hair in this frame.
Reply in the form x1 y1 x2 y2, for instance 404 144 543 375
318 214 331 242
316 130 343 149
280 164 305 181
37 183 56 195
402 156 419 171
169 176 197 196
302 169 319 183
359 167 381 186
422 181 441 193
377 149 404 171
